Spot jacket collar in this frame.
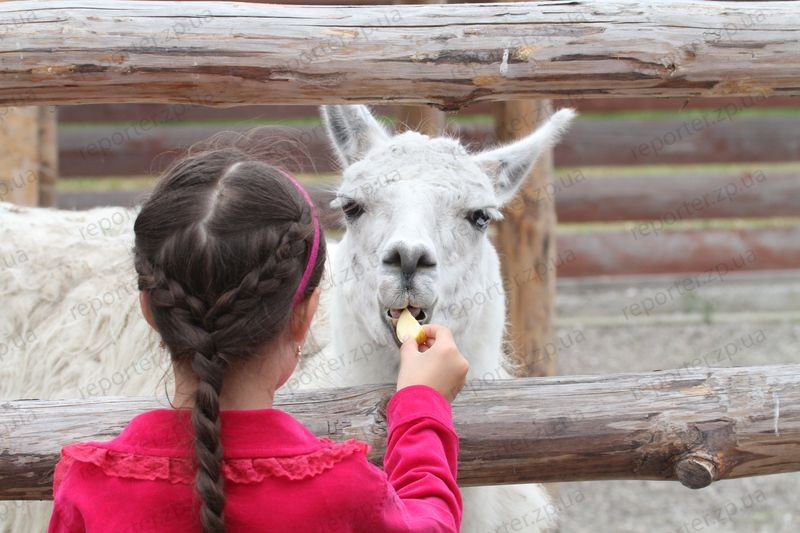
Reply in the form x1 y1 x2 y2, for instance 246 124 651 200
109 408 323 459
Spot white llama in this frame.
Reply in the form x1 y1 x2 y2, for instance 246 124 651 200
301 105 576 532
0 104 574 532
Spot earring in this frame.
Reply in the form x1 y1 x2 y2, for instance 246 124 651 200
295 345 302 359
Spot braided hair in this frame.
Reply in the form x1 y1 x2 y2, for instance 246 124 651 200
133 146 325 532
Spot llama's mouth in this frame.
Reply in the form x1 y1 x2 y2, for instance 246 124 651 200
385 306 430 347
388 306 426 322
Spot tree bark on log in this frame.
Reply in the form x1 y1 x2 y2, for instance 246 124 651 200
0 1 798 107
390 0 447 137
1 364 798 500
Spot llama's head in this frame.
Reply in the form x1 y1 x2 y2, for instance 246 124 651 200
321 105 575 350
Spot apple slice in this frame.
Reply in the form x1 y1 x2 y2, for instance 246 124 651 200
396 308 428 345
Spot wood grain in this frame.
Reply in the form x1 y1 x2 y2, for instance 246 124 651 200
36 107 58 207
0 107 42 206
495 100 557 376
1 1 798 107
391 0 447 137
2 364 799 499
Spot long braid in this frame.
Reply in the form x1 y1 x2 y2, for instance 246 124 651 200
134 145 326 532
146 269 229 532
137 213 316 533
190 344 227 533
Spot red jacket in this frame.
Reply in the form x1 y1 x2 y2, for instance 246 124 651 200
48 385 462 532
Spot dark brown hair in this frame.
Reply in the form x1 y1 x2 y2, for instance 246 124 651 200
133 144 326 532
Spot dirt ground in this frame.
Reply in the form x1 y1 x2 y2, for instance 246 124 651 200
549 269 800 533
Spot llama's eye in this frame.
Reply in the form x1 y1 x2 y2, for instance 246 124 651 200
468 209 491 231
341 200 365 222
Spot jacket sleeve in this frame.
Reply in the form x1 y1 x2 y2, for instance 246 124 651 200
372 384 462 532
47 456 86 533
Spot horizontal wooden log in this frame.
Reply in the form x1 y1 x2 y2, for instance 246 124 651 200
2 1 799 107
54 97 800 123
57 168 800 223
558 225 800 277
1 364 798 500
554 170 800 223
57 115 800 177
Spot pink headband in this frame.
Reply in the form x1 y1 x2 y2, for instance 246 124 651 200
276 168 321 307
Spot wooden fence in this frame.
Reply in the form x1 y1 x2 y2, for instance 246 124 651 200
1 0 799 496
3 0 799 278
55 100 800 277
2 1 800 106
2 365 799 500
57 99 800 177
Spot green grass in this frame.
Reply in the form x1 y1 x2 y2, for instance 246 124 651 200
555 161 800 178
559 106 800 122
60 106 800 131
59 115 406 130
446 107 800 126
57 173 337 192
59 116 324 129
63 162 800 192
58 176 157 192
557 217 800 234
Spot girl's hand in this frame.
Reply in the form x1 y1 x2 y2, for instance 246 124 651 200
397 324 469 402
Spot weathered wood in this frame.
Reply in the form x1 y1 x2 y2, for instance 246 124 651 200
1 1 799 107
557 225 800 277
394 106 446 137
495 101 557 377
494 113 800 167
554 170 800 223
53 97 800 124
1 364 798 500
36 107 58 207
57 169 800 224
0 107 42 206
390 0 447 137
57 114 800 177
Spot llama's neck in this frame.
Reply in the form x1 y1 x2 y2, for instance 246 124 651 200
328 237 508 387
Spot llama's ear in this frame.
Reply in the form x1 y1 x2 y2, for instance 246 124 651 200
472 108 576 205
320 105 391 167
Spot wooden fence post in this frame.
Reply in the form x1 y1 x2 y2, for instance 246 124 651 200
495 100 557 377
393 105 446 136
0 106 57 207
37 107 59 207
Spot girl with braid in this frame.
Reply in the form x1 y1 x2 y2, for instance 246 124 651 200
48 146 469 533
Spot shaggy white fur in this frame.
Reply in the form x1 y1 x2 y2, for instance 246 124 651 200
0 105 574 532
0 201 334 532
0 203 160 531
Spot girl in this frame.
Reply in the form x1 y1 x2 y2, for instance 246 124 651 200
47 145 469 532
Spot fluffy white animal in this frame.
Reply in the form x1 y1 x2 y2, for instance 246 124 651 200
0 105 575 532
306 105 575 532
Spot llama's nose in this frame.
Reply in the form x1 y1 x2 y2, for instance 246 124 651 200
382 242 437 279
